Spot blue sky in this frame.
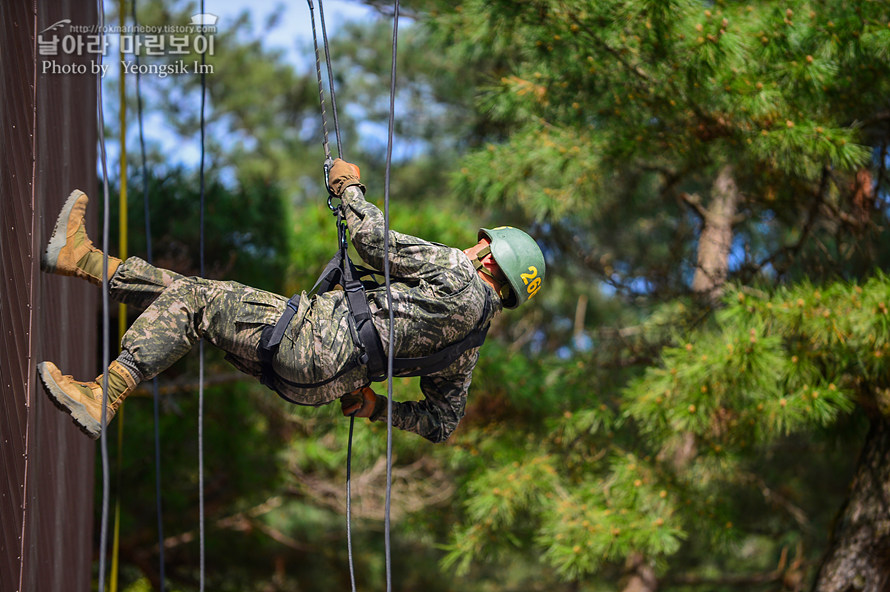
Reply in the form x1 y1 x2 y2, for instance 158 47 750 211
101 0 381 173
207 0 375 66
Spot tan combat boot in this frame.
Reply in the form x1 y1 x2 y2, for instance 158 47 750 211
42 189 121 285
37 360 138 439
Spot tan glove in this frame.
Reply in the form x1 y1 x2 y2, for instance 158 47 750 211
327 158 364 197
340 386 386 419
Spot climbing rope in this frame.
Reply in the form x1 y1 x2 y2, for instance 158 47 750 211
110 1 128 586
95 4 200 590
382 3 400 590
317 0 342 154
345 403 358 592
306 3 358 589
132 0 166 587
95 1 112 591
307 1 400 589
308 0 333 162
197 2 208 588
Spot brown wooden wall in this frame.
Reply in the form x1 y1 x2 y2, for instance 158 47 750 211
1 1 100 591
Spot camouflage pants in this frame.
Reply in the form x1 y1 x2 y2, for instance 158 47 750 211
111 257 289 381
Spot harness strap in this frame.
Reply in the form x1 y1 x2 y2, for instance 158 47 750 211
342 254 386 380
469 245 512 301
391 315 490 377
311 252 344 294
258 205 491 393
258 294 300 390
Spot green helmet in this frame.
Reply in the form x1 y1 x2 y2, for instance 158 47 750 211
478 226 546 309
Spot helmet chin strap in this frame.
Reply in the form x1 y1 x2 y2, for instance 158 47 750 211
470 246 512 301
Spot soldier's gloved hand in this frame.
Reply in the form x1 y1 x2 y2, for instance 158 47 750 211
327 158 364 197
340 386 382 418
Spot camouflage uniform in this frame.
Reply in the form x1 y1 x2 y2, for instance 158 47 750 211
112 185 501 443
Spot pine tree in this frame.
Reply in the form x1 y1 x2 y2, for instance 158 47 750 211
426 1 890 589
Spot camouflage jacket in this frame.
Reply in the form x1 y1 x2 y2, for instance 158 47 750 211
260 185 501 443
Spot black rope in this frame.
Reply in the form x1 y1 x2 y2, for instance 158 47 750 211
345 412 357 592
306 2 356 588
317 0 342 157
95 1 111 590
197 1 207 588
307 0 332 162
382 2 400 590
131 0 166 587
306 3 400 589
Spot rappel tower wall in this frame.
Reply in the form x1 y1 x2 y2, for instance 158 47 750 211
1 1 100 591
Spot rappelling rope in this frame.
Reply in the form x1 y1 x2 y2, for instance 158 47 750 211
95 1 112 591
306 2 357 590
382 2 400 590
345 402 358 592
110 1 128 586
307 0 337 162
306 1 406 588
311 0 400 588
197 2 208 588
316 0 342 154
97 4 205 589
132 0 167 587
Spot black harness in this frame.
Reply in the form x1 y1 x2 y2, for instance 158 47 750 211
258 205 492 399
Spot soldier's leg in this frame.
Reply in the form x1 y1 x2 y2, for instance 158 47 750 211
43 189 183 311
39 275 286 438
109 257 184 311
120 277 286 381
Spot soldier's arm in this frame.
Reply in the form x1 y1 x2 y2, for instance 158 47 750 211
371 351 477 443
340 185 456 280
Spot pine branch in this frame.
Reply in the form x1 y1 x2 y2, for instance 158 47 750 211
564 10 653 85
665 545 807 589
665 570 782 587
741 473 813 532
564 5 722 135
129 372 247 397
157 496 316 552
741 165 830 279
680 192 708 221
861 109 890 128
286 455 456 520
350 0 423 20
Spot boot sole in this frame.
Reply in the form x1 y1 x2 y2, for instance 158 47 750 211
36 362 102 439
42 189 85 274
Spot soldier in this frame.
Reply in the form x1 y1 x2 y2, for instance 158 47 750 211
37 159 546 443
